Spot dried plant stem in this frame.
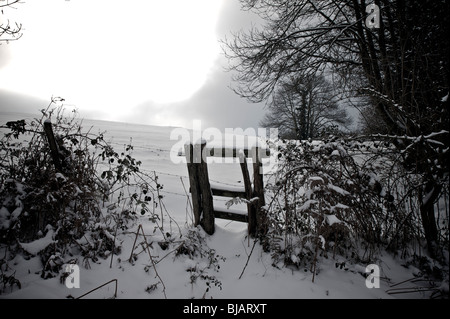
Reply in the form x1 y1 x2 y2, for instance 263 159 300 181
311 236 319 283
109 213 120 268
129 224 167 298
180 176 194 226
76 279 118 299
154 171 164 230
239 239 258 280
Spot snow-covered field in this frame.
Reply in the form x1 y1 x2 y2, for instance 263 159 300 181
0 111 444 302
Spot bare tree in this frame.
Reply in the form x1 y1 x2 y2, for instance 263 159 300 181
1 0 23 43
260 74 351 139
223 0 449 258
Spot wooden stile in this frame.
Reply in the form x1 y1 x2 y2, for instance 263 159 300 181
185 142 267 237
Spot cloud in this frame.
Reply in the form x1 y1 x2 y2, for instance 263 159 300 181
215 0 264 39
0 0 268 132
0 89 49 116
116 0 269 130
115 0 268 131
0 45 11 70
177 60 266 130
125 55 266 131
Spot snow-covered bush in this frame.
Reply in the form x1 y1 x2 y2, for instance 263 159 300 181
0 100 162 290
175 227 225 297
265 135 448 275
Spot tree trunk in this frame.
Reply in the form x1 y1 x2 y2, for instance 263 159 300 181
418 180 441 259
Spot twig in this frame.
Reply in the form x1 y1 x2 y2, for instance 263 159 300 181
180 176 194 226
129 226 141 263
155 242 186 265
386 286 440 295
154 171 164 230
109 213 120 268
142 228 167 299
76 279 118 299
129 224 167 298
0 0 21 8
238 239 258 279
389 277 423 288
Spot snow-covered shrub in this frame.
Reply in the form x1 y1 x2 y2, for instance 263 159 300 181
0 100 162 285
175 227 225 297
265 135 443 273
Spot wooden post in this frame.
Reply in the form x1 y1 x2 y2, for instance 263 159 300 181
197 141 215 235
185 143 202 226
43 120 62 172
239 151 257 236
252 147 267 237
185 141 215 235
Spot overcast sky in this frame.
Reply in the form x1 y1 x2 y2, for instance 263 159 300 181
0 0 266 131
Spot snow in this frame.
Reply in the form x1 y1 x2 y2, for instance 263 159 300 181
209 181 246 194
299 199 319 212
330 149 340 157
194 137 207 145
10 206 22 222
325 214 342 226
0 112 445 302
328 183 351 196
19 226 55 256
0 207 10 229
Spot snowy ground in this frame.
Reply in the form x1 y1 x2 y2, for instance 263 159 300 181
0 112 446 302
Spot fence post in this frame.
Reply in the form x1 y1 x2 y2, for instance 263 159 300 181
185 141 215 235
197 141 215 235
185 143 201 226
239 152 256 236
252 147 267 237
43 119 62 172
